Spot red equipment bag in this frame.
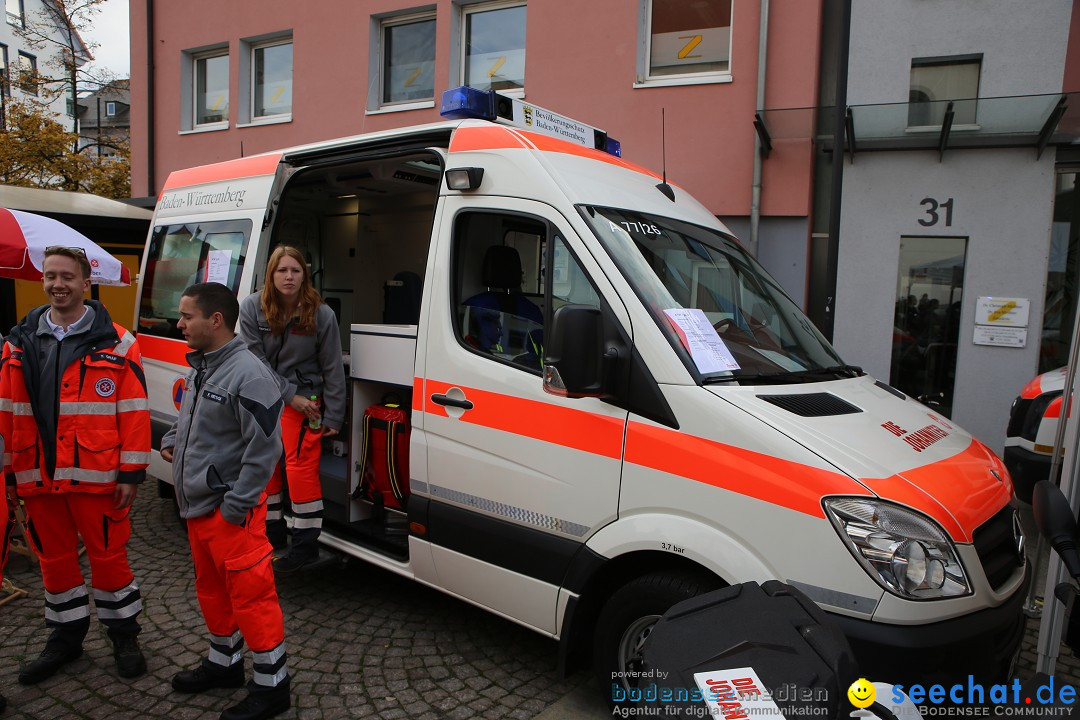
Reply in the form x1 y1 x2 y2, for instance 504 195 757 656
357 398 410 510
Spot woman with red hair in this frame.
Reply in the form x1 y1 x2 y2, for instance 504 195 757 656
238 246 346 573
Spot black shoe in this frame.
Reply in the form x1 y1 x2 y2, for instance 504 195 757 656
171 663 246 693
272 550 316 575
18 645 83 685
220 685 291 720
112 635 147 678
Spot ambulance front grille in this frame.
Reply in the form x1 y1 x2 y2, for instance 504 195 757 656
972 505 1024 591
756 393 862 417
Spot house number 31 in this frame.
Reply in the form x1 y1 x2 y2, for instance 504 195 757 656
918 197 954 227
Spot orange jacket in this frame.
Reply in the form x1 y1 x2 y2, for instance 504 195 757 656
0 302 150 496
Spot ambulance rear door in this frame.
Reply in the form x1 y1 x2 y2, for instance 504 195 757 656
417 195 630 634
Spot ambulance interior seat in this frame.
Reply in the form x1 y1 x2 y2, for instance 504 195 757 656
383 271 423 324
463 245 542 358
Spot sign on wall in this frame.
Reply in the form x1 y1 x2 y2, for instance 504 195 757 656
973 296 1029 347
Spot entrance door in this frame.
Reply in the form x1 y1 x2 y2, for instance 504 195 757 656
419 197 628 634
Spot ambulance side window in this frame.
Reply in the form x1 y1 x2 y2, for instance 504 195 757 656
138 219 252 338
550 235 600 311
452 211 546 372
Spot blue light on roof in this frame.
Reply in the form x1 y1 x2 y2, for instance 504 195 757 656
440 86 496 121
441 85 624 157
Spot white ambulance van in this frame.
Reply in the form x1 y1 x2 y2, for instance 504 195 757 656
137 87 1027 691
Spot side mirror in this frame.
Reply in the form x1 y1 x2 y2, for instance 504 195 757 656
544 305 603 398
1033 480 1080 579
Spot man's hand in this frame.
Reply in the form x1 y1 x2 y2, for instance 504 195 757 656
321 427 339 438
161 447 174 462
114 483 138 510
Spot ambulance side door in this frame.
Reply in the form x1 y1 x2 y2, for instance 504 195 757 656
418 196 629 634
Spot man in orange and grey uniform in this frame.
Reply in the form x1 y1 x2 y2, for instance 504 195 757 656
0 246 149 685
1 425 9 713
161 283 291 720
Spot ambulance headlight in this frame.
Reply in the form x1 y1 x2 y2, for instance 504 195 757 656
823 498 970 599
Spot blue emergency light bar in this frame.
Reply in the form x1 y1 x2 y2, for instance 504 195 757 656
440 86 621 157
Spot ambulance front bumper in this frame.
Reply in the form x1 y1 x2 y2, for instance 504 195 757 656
826 565 1029 686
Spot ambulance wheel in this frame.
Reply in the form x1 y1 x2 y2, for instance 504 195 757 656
593 570 718 706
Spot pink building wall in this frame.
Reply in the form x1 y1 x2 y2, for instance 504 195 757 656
130 0 822 220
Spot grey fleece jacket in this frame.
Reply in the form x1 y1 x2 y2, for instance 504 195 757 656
161 335 284 524
237 293 347 431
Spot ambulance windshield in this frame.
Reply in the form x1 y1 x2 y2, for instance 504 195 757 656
581 206 855 384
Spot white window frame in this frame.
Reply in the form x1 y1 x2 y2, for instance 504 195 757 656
105 101 116 117
16 51 36 96
239 33 293 127
0 44 8 98
181 45 229 133
5 0 23 28
368 9 437 114
454 0 526 98
906 54 982 132
635 0 734 89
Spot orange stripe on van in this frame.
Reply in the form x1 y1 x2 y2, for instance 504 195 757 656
160 153 283 192
1045 395 1069 419
447 125 665 182
423 379 624 458
138 334 190 367
624 421 867 519
514 129 664 181
1020 375 1044 399
859 439 1014 543
448 125 530 152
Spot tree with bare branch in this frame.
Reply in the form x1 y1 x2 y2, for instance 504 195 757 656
15 0 116 139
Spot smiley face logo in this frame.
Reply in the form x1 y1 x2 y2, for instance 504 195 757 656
848 678 876 709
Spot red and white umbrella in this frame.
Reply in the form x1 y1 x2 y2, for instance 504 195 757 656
0 207 131 286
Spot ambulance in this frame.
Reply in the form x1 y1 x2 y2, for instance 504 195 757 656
136 87 1027 691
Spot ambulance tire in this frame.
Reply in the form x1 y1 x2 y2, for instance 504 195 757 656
593 570 719 707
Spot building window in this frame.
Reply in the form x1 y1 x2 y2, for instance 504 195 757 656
908 56 981 127
251 38 292 119
639 0 732 84
0 44 8 98
890 236 967 417
5 0 22 27
462 2 526 93
379 14 436 106
194 50 229 126
16 51 36 95
105 101 116 117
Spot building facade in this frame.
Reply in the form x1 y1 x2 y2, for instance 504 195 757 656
78 78 130 156
828 0 1079 450
129 0 825 302
1 0 90 125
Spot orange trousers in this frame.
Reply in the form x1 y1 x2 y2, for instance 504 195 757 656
187 501 285 656
22 492 142 648
266 405 324 555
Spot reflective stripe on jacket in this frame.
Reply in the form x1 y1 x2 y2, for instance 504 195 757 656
0 303 150 496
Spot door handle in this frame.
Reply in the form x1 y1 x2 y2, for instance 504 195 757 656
431 393 474 410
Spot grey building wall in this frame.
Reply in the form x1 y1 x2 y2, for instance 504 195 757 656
722 216 810 308
831 0 1070 451
833 150 1056 450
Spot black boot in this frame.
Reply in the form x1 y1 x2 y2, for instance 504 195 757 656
172 661 246 693
112 635 148 678
220 682 291 720
17 644 83 685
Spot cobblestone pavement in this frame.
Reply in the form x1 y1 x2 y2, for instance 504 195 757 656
0 490 601 719
2 488 1079 719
